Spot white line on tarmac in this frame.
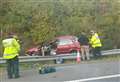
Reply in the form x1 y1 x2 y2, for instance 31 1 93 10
65 74 120 82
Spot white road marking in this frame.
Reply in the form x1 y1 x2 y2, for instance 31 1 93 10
65 74 120 82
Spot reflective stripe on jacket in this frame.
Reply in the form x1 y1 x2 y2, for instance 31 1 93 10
90 33 102 48
2 38 20 59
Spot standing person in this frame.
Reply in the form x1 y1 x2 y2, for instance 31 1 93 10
2 34 20 79
89 30 102 58
78 32 90 60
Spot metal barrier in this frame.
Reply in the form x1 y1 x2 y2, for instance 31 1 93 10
102 49 120 55
0 49 120 64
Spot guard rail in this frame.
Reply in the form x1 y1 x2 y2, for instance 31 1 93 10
0 49 120 64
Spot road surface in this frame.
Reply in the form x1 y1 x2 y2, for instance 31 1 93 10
1 61 120 82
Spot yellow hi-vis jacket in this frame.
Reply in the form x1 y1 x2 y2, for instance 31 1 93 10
90 33 102 48
2 38 20 59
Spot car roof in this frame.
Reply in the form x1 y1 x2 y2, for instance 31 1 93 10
56 35 76 40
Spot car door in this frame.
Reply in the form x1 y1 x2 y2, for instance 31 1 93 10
57 39 73 54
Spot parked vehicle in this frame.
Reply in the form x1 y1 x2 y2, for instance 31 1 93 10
26 35 80 56
50 35 81 55
26 44 51 56
26 47 41 56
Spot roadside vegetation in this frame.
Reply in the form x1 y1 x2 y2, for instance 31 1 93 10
0 0 120 56
0 54 120 71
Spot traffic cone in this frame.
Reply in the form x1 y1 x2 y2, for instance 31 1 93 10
76 50 81 63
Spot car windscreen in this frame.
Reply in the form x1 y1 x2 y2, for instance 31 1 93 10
58 39 73 45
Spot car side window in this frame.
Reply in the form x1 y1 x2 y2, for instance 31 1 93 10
58 40 73 45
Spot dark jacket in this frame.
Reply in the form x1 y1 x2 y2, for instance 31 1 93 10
78 35 89 45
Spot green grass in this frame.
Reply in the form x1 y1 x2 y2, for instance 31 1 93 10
0 54 120 71
91 54 120 61
65 54 120 64
22 54 120 69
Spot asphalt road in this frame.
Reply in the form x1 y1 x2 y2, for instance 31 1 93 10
1 61 120 82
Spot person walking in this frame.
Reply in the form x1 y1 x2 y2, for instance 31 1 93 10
89 30 102 58
2 34 20 79
78 32 90 60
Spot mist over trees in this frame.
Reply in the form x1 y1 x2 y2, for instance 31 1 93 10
0 0 120 53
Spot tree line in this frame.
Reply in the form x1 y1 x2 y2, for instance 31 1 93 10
0 0 120 56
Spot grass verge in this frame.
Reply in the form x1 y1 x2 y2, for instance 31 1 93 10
0 54 120 71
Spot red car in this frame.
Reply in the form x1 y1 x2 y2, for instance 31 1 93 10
26 35 80 56
26 47 41 56
50 35 80 55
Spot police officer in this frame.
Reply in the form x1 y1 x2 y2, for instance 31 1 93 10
90 30 102 58
2 35 20 79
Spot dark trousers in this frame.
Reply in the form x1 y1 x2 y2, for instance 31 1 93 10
92 47 102 57
6 56 19 78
